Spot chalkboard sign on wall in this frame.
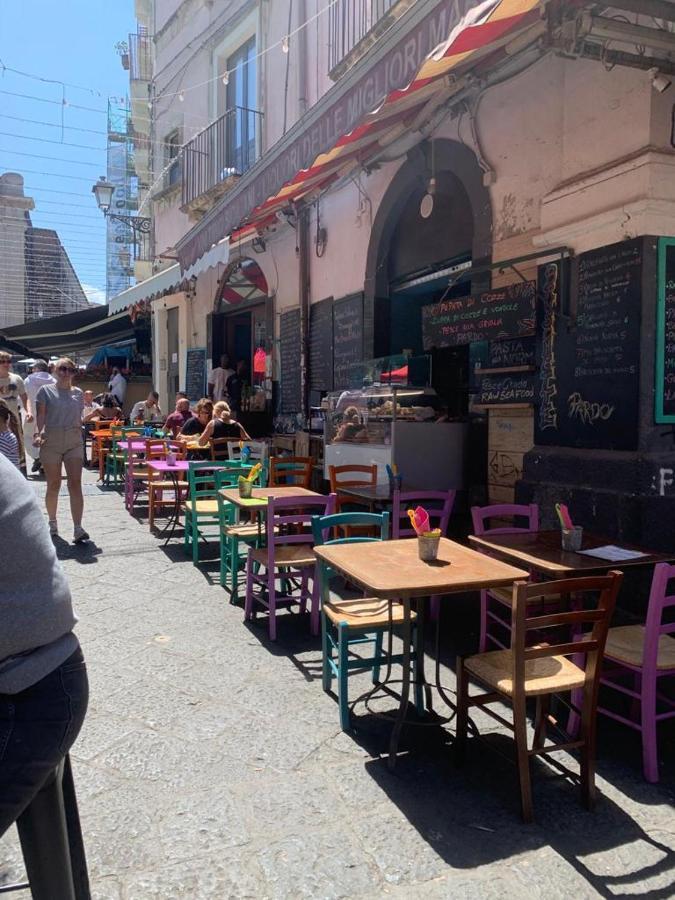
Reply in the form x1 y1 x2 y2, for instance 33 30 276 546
422 282 536 350
279 308 302 413
536 238 643 451
488 336 536 369
309 296 333 392
476 373 536 406
333 292 363 390
185 347 207 403
656 238 675 423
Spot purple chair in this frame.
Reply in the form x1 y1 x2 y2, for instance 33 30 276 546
471 503 539 652
571 562 675 782
244 493 336 640
392 490 456 620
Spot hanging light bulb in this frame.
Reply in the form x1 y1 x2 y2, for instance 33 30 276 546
281 35 290 53
419 177 436 219
222 70 229 86
179 91 185 102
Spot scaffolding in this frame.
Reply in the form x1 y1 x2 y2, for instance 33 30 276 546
106 98 139 301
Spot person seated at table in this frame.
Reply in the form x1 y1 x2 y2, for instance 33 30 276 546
83 392 121 424
130 390 163 424
163 397 193 438
178 398 213 439
198 400 250 447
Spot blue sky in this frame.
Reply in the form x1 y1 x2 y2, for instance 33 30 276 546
0 0 136 306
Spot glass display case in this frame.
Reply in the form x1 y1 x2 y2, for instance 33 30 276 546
323 356 468 490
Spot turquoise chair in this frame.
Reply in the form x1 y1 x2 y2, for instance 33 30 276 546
311 511 424 731
217 466 265 602
103 426 142 487
183 463 246 564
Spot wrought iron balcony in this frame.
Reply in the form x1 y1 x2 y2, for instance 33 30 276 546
129 31 152 82
181 106 263 212
328 0 404 76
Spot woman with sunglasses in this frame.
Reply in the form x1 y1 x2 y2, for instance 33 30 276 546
34 358 89 542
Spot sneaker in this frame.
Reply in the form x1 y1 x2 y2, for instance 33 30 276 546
49 520 58 536
73 526 89 544
31 458 41 473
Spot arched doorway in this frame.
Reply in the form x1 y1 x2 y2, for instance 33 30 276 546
364 138 492 417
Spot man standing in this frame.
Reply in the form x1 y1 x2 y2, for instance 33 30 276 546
0 352 28 473
107 367 127 408
207 355 234 402
23 360 55 475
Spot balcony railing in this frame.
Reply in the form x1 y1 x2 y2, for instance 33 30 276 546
129 31 152 82
328 0 399 74
181 106 263 210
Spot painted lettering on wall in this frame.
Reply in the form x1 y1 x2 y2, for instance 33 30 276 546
567 392 615 425
659 468 674 496
538 262 559 431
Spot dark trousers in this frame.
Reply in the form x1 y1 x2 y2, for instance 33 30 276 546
0 647 89 839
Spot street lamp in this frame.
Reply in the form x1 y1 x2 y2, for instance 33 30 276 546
91 176 152 259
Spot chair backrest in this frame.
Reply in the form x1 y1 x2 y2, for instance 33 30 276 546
214 466 256 490
210 437 239 461
187 461 232 500
269 456 312 489
328 464 377 492
227 440 268 463
510 572 623 702
471 503 539 536
312 511 390 547
392 490 456 538
644 562 675 672
265 494 336 565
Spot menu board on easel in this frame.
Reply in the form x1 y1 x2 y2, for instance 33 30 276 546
656 238 675 423
535 238 643 450
279 308 302 413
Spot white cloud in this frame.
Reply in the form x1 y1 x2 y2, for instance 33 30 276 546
81 283 107 305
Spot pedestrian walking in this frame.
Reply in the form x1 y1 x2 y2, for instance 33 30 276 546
0 351 28 473
34 357 90 543
0 452 88 839
0 402 20 468
23 360 56 475
107 367 127 408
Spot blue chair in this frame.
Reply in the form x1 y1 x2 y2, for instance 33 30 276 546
312 511 424 731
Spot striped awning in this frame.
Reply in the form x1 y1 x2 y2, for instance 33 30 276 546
177 0 544 268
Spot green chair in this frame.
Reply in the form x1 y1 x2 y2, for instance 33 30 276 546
183 463 247 564
312 511 424 731
103 426 141 487
217 467 265 603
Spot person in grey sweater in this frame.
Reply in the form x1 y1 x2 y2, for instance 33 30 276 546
0 453 88 837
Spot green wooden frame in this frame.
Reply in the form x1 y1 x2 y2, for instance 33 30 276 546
655 237 675 424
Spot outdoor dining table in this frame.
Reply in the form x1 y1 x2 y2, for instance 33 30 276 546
467 530 673 576
147 459 191 544
336 483 412 511
314 537 528 768
219 486 322 603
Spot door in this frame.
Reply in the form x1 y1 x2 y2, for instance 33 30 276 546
226 37 257 173
167 307 179 410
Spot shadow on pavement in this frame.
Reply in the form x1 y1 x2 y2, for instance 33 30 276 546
52 536 103 565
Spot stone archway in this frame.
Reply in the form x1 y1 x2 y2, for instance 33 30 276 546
363 138 492 358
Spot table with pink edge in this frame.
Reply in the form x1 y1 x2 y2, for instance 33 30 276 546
146 459 191 544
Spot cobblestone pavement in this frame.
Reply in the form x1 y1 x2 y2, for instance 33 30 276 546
1 470 674 898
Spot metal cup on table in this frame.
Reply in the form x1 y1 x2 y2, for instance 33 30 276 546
561 526 583 552
418 532 441 561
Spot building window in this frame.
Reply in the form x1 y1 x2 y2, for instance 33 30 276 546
165 130 182 188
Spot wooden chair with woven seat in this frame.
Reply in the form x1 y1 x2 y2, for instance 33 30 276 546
471 503 542 651
244 493 336 640
147 442 188 530
210 437 239 461
182 461 234 564
328 463 377 512
269 456 312 489
312 511 425 730
455 571 623 822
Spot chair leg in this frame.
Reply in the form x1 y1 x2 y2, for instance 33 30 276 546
148 491 154 530
532 695 550 751
299 568 309 615
513 697 534 823
454 656 469 767
321 612 332 692
479 590 488 653
244 551 254 621
310 569 321 636
337 621 350 731
641 673 659 783
429 594 440 622
372 631 383 684
268 569 277 641
191 517 200 564
412 623 425 717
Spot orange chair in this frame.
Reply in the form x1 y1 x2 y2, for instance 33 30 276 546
328 464 377 513
269 456 312 489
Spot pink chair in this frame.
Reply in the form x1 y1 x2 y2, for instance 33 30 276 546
471 503 539 652
392 490 456 620
244 493 336 641
572 562 675 783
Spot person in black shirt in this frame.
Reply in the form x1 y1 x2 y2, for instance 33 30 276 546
198 401 250 448
179 398 213 438
225 360 248 415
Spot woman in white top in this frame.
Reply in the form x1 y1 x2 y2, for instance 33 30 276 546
35 357 89 543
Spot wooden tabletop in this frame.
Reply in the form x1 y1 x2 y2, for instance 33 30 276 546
219 485 321 509
314 537 528 599
468 530 672 576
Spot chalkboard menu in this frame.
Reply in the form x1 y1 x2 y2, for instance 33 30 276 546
422 281 536 350
656 238 675 423
489 336 536 369
333 292 363 390
536 239 643 450
309 296 333 392
476 373 536 406
184 347 206 403
279 308 302 413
